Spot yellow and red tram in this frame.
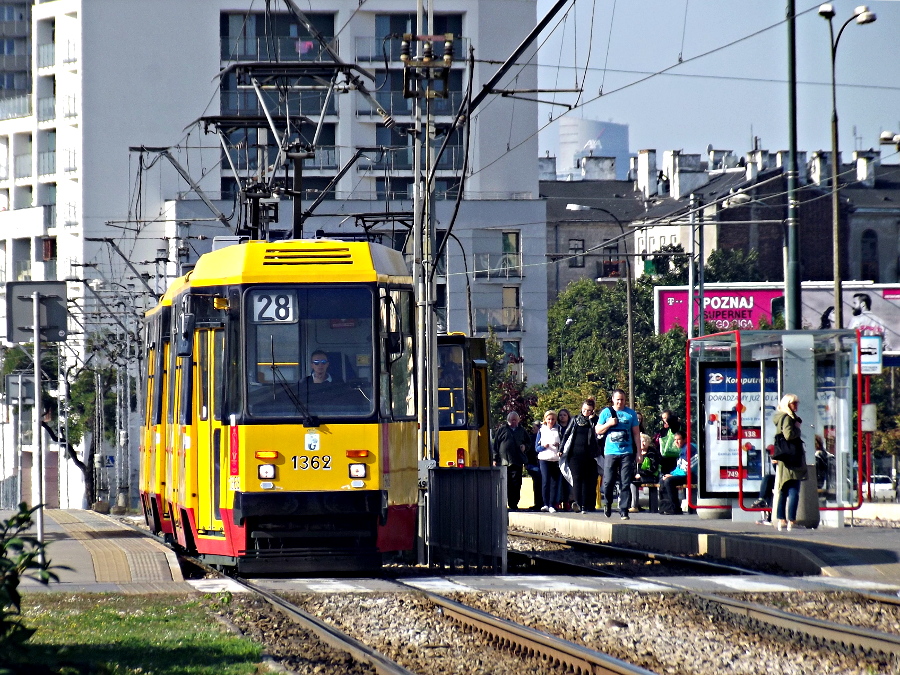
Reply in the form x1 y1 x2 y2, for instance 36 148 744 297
139 240 419 572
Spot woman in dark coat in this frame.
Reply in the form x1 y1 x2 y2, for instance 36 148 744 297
559 400 600 513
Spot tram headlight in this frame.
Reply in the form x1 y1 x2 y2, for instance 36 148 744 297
349 463 366 479
258 464 275 480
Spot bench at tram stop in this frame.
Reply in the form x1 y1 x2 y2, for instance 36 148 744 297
633 479 659 512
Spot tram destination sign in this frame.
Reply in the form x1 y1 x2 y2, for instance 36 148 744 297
655 282 900 356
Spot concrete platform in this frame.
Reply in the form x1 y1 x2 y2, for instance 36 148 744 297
510 506 900 585
6 509 194 594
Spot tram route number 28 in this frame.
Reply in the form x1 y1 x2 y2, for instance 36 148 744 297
252 290 297 323
292 455 332 470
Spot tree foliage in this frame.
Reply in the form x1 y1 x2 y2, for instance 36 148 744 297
485 329 538 430
543 275 688 425
705 248 762 283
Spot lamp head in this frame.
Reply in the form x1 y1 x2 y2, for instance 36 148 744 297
855 8 876 24
565 204 590 212
565 317 575 326
818 3 835 19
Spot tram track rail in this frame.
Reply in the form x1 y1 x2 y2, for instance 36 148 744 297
511 530 900 658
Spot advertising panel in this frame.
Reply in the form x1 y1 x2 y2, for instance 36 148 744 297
699 363 779 497
655 283 900 356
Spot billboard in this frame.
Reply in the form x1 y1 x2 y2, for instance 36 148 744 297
655 282 900 356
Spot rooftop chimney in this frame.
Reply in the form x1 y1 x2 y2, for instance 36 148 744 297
637 149 657 199
809 150 835 187
664 150 706 199
853 149 879 188
580 155 616 181
539 155 557 181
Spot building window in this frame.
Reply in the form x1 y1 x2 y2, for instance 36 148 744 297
600 245 621 277
568 238 585 268
501 286 520 330
860 229 879 281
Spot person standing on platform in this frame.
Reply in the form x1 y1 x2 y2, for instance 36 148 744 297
596 390 640 519
555 408 573 510
492 411 528 511
524 422 543 511
559 400 600 513
772 394 808 531
537 410 562 513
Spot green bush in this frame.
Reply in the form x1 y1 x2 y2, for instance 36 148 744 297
0 503 58 658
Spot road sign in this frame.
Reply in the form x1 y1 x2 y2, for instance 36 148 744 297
5 281 68 343
5 374 34 404
853 335 883 375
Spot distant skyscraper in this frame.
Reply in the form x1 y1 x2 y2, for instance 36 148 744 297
558 118 630 180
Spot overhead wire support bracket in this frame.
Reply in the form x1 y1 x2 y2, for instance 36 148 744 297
129 146 232 233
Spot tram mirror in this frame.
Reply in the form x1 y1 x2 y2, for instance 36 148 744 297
385 331 402 358
176 313 195 357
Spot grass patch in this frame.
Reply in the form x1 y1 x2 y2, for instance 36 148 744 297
7 593 262 675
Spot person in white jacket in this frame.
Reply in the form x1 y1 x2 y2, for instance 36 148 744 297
537 410 563 513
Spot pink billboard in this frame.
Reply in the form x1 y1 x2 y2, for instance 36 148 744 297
657 287 783 333
655 283 900 356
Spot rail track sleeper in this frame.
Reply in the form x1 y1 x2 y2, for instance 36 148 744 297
412 587 656 675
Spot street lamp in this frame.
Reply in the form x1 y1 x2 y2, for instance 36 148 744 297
566 203 634 402
819 3 876 328
561 317 574 375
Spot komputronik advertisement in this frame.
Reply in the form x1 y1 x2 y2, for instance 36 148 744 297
699 363 779 497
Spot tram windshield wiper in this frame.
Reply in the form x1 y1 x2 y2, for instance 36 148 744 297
270 336 319 427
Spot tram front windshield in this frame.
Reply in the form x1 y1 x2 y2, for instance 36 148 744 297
245 285 375 418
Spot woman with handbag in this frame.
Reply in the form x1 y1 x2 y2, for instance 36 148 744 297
772 394 808 531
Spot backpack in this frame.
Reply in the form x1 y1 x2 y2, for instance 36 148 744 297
595 406 617 457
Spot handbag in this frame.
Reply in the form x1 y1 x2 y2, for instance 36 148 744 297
772 433 799 463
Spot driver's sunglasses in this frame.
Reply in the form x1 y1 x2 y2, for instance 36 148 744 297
312 359 329 365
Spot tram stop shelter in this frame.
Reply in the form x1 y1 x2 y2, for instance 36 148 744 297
686 330 865 528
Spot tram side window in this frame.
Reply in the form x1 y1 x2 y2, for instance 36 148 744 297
198 331 209 421
437 343 465 428
213 330 225 421
388 289 415 419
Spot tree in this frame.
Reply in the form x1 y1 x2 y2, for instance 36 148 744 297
546 276 688 424
649 243 689 286
485 329 538 430
705 248 763 283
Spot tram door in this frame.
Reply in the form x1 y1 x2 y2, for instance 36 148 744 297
197 329 226 533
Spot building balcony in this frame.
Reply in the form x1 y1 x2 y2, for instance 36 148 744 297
37 96 55 121
62 41 77 65
13 153 31 179
0 94 29 121
357 145 465 173
357 89 464 118
37 43 55 68
355 36 470 63
38 150 55 176
474 307 523 333
473 252 523 279
228 145 339 172
62 95 77 119
0 21 29 38
63 150 76 173
44 203 55 228
220 90 336 116
0 54 28 71
221 36 338 62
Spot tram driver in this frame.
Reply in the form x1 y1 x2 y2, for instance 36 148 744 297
305 350 342 385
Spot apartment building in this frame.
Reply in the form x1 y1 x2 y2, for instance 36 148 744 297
0 0 546 508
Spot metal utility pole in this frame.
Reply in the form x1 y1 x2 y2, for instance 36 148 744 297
32 292 44 562
785 0 801 329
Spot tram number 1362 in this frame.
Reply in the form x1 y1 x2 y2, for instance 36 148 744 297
292 455 332 470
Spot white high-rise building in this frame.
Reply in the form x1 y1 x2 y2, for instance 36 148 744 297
0 0 546 509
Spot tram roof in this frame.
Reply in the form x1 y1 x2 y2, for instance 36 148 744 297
187 239 412 287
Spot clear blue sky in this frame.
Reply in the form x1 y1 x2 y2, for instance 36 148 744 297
535 0 900 162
